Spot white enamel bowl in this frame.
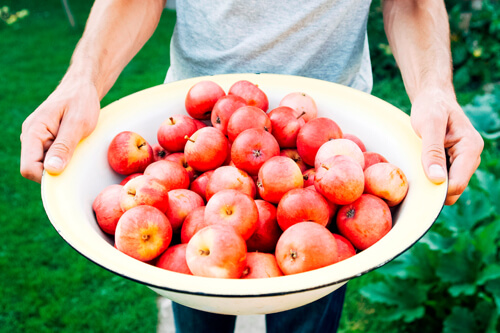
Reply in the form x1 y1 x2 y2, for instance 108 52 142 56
41 73 447 315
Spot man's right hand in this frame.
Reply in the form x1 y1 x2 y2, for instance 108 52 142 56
20 79 100 183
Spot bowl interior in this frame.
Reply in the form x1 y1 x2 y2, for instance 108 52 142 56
41 73 447 307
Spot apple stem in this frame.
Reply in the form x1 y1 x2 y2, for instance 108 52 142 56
199 249 210 256
184 135 195 143
321 164 329 171
297 111 306 120
169 117 175 125
290 249 298 260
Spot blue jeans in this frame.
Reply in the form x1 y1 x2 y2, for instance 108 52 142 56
172 284 347 333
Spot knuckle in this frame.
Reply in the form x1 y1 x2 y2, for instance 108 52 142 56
20 165 40 183
50 140 73 155
424 143 446 160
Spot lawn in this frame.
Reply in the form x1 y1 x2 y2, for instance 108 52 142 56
1 1 496 332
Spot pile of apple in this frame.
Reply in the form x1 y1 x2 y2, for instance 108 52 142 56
93 79 409 279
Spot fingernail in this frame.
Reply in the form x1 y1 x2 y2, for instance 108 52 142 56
46 156 64 170
429 164 446 179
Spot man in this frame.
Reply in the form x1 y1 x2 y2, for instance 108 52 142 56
20 1 483 332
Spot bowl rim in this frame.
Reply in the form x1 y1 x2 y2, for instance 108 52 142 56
41 73 448 298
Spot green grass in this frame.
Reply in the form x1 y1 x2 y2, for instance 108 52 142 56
1 1 175 332
1 1 486 332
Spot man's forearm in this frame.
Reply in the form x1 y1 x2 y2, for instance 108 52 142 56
383 0 454 101
65 0 167 99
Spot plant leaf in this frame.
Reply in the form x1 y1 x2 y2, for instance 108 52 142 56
438 188 494 234
472 219 500 265
436 245 477 284
443 307 477 333
360 278 430 323
484 279 500 314
419 230 456 253
448 283 477 297
478 264 500 285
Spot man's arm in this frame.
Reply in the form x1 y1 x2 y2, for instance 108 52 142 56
383 0 483 205
20 0 167 183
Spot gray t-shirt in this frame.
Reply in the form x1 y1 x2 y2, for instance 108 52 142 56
166 0 373 93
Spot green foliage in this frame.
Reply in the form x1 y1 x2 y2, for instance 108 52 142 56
360 87 500 333
368 0 500 89
447 0 500 89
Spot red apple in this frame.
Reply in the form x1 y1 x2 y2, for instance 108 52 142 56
302 168 316 187
332 233 357 262
241 252 283 279
144 160 190 191
363 151 389 170
211 95 247 135
186 224 247 278
165 152 197 183
156 243 192 275
296 117 343 166
115 205 173 262
246 199 282 253
336 194 392 250
257 156 304 204
364 163 409 206
189 170 214 202
204 189 258 240
268 106 306 148
180 206 207 244
227 106 272 142
205 165 256 201
231 128 280 176
276 188 330 231
275 222 338 275
343 133 366 152
120 173 143 186
92 184 124 235
304 185 338 225
279 91 318 123
314 155 364 205
120 175 170 213
165 189 205 233
152 143 170 161
314 138 365 170
191 118 209 130
157 114 198 153
228 80 269 112
280 148 309 173
185 80 225 120
107 131 154 175
184 127 229 172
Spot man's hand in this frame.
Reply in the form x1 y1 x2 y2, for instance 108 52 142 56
20 79 100 183
410 88 483 205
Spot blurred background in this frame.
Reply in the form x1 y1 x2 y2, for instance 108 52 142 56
1 0 499 332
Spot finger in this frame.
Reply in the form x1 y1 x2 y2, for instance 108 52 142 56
417 114 448 184
446 154 481 201
445 194 460 206
43 116 86 176
20 125 54 183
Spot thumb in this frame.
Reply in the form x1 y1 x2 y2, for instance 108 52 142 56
417 116 448 184
43 124 83 176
